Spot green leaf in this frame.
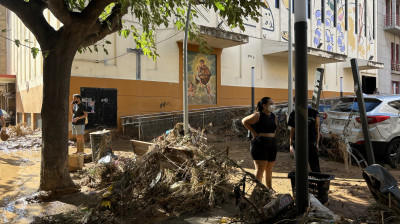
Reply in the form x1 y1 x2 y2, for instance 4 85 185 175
44 50 50 58
1 29 7 33
214 2 225 11
105 40 111 45
94 45 98 52
31 47 39 59
78 49 83 54
14 40 20 47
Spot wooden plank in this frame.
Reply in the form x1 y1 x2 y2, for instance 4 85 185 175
130 140 154 148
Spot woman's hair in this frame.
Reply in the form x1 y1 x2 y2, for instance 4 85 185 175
256 97 271 112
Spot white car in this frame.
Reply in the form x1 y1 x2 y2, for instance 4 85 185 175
320 95 400 167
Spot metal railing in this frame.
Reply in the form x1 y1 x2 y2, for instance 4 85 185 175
121 98 341 141
384 14 400 26
121 106 251 140
391 60 400 71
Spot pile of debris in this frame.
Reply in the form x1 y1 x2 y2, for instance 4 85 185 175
7 123 34 137
0 124 75 150
84 123 275 223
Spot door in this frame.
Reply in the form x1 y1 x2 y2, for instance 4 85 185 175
361 76 377 94
80 87 118 129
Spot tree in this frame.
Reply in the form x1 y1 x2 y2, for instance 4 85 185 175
0 0 261 192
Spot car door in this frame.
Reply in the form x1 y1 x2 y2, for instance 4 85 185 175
380 100 400 142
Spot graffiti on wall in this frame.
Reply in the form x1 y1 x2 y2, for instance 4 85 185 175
348 1 356 51
281 31 289 41
366 4 374 56
313 8 322 48
337 0 346 53
357 2 366 57
325 0 335 52
188 51 217 105
262 0 274 31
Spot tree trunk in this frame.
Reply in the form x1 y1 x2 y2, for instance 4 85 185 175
39 37 78 192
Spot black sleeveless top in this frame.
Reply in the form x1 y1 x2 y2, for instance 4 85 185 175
252 112 277 134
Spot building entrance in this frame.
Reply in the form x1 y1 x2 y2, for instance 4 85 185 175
80 88 117 129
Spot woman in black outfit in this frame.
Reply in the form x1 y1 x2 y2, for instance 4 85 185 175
242 97 277 189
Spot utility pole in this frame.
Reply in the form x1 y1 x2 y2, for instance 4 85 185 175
251 67 255 112
288 0 294 117
183 1 192 135
295 0 309 214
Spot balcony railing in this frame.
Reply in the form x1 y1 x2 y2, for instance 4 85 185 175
384 14 400 26
391 60 400 71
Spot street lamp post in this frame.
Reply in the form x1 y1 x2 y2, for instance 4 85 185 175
294 0 309 214
183 1 192 135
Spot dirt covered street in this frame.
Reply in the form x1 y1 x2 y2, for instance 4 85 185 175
210 140 400 221
1 130 400 223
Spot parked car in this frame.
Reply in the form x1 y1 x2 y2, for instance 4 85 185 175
320 95 400 167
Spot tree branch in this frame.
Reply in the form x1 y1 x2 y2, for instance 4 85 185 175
79 5 124 48
80 0 116 25
43 0 73 25
0 0 56 49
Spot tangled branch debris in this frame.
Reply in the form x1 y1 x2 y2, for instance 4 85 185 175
85 123 274 223
7 123 33 137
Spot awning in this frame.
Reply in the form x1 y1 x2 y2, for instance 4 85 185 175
342 59 384 70
177 25 249 48
262 39 347 64
0 74 16 83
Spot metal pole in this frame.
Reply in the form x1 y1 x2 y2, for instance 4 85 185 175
251 67 255 112
288 0 293 116
350 59 375 165
295 0 309 214
183 1 192 135
340 77 343 97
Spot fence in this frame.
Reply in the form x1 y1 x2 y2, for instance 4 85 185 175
121 106 251 141
121 98 341 141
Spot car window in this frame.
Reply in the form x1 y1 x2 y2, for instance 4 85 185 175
331 98 382 112
388 100 400 110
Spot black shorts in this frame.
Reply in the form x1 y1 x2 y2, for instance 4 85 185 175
250 136 277 161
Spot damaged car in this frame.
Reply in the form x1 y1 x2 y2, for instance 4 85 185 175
320 95 400 168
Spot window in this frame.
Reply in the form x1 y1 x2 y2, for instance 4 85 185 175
25 113 31 127
355 0 358 34
392 81 400 94
387 0 391 15
321 0 325 23
345 0 348 30
388 100 400 109
392 43 395 61
17 113 22 124
275 0 279 8
397 44 399 62
34 113 42 129
331 98 382 112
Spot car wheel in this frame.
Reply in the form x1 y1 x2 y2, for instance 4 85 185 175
386 139 400 168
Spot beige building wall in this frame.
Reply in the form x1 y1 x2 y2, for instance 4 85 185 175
9 0 380 129
0 6 7 75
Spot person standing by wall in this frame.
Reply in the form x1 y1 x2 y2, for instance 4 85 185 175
287 97 321 173
242 97 278 189
70 94 87 153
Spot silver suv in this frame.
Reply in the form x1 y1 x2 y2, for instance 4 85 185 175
320 95 400 167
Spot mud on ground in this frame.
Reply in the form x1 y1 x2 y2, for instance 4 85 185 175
3 130 400 224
